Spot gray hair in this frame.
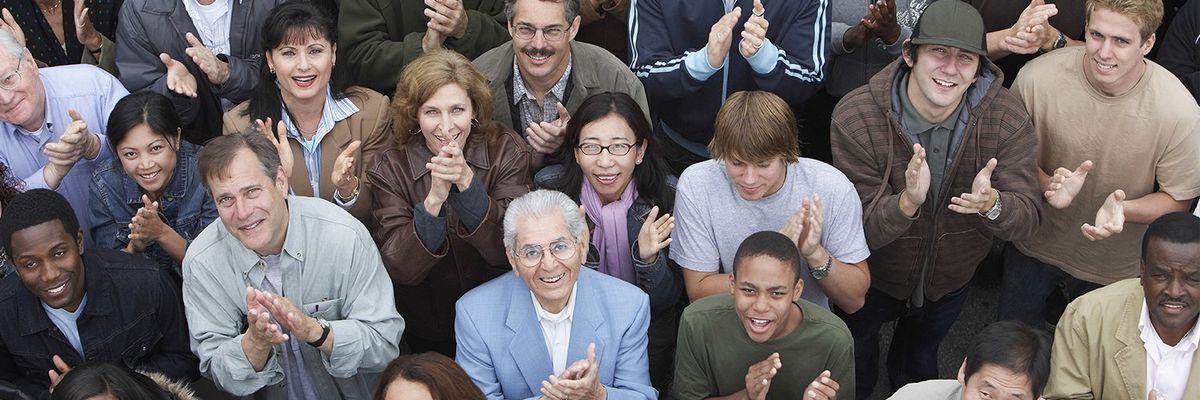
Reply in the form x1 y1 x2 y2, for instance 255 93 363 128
503 189 585 253
504 0 580 25
0 29 25 61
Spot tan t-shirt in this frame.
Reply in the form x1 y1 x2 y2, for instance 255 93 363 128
1012 46 1200 284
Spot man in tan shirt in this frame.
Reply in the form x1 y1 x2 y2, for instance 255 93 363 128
998 0 1200 327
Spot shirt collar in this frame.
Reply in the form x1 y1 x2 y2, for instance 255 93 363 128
1139 301 1200 352
281 87 360 151
511 57 573 106
531 282 578 323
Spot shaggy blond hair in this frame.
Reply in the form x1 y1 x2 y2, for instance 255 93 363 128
708 91 800 163
1086 0 1163 42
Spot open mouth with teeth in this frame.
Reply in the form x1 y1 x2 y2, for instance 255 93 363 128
292 75 318 88
239 218 265 233
45 281 68 296
1161 301 1190 313
593 173 618 185
138 170 160 181
932 77 957 88
539 272 566 284
1094 60 1117 71
524 50 553 66
746 317 773 334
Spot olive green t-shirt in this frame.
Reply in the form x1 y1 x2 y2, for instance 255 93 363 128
671 294 856 400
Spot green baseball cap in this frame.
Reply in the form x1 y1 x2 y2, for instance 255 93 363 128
910 0 987 56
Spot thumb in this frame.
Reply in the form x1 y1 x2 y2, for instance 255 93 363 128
1112 189 1126 202
587 342 597 363
1077 160 1094 175
142 194 153 208
1030 0 1045 8
67 108 83 122
555 102 570 122
982 158 998 177
754 0 764 15
185 32 203 48
159 53 175 67
73 0 83 17
340 141 362 159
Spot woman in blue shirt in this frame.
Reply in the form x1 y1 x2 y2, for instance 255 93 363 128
89 92 216 274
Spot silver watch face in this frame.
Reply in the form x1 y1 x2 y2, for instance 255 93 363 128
811 267 829 280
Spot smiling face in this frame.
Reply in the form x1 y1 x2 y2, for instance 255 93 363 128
902 44 979 123
117 124 180 200
418 83 474 153
508 212 586 314
730 254 803 343
574 113 645 203
959 363 1034 400
1083 8 1154 96
509 0 579 90
724 156 788 201
1141 239 1200 344
209 148 290 256
0 50 46 132
11 220 86 312
266 29 336 105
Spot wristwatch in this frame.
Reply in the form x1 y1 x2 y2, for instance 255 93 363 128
810 253 833 280
307 318 331 347
1052 31 1068 50
980 189 1003 221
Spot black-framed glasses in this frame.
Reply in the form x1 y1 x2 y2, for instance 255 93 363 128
577 140 641 156
512 23 568 41
514 239 576 267
0 60 22 91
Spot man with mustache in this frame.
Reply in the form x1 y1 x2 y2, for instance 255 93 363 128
1042 212 1200 400
473 0 649 170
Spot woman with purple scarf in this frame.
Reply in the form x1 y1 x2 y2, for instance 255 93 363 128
536 92 685 394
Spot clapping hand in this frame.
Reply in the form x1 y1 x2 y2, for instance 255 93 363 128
636 206 674 264
1044 160 1092 209
42 109 97 188
253 117 294 181
899 143 930 217
128 194 169 252
744 352 781 400
540 343 607 400
949 158 998 215
0 9 26 47
706 7 741 68
526 103 572 155
739 0 769 58
74 0 102 52
1002 0 1058 55
332 141 362 199
244 287 289 351
862 0 900 45
424 0 469 40
1081 189 1125 241
804 370 840 400
160 53 198 98
184 32 230 85
47 355 72 394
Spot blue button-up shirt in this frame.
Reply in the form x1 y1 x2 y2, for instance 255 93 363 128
280 89 359 208
0 65 128 247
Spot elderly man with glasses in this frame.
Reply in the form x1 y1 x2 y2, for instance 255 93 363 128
473 0 649 171
0 29 128 248
455 189 657 400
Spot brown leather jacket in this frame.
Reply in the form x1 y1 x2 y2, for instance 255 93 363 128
366 125 532 341
831 59 1042 302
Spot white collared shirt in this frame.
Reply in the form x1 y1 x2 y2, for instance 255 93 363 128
183 0 232 55
1139 301 1200 400
531 283 578 375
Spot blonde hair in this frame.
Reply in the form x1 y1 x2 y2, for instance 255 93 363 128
1086 0 1163 42
708 91 800 163
391 49 498 147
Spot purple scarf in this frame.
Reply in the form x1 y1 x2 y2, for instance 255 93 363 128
580 179 638 284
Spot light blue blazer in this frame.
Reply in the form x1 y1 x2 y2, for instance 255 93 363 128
455 267 657 400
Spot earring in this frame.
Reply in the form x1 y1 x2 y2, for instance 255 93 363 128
410 128 422 136
636 159 643 164
269 67 275 74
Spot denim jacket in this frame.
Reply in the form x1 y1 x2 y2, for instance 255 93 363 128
0 249 198 399
89 141 217 272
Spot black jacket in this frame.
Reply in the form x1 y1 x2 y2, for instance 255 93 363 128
1158 0 1200 104
0 249 197 399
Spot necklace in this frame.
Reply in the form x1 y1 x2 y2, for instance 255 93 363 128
36 0 62 13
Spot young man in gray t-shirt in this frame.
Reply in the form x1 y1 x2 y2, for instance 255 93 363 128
670 91 871 312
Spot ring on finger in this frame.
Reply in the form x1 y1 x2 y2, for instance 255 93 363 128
753 11 764 17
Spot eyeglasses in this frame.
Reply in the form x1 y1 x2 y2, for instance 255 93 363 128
0 60 22 91
512 24 568 41
577 140 640 156
513 239 576 267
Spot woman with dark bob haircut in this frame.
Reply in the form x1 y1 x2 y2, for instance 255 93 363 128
367 48 531 356
537 92 684 393
373 352 484 400
89 92 217 274
223 0 391 225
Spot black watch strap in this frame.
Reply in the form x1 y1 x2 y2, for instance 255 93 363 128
307 318 331 347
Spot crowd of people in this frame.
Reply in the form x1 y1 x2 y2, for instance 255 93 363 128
0 0 1197 399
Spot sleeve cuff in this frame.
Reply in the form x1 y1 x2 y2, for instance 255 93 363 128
746 39 780 75
333 190 359 208
414 202 449 252
881 26 912 56
684 46 722 81
322 320 363 378
447 175 489 231
227 335 284 382
832 23 855 55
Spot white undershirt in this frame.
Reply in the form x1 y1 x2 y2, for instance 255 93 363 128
531 283 578 375
183 0 232 55
1139 301 1200 400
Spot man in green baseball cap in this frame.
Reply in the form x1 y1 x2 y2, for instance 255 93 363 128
830 0 1042 398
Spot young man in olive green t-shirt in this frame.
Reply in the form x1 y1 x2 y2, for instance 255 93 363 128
671 231 855 400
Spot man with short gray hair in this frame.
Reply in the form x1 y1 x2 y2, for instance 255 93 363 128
0 29 128 248
455 189 657 399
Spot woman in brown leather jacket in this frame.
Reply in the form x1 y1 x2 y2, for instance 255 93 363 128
366 49 532 356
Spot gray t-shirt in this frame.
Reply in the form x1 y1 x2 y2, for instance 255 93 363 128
670 159 871 308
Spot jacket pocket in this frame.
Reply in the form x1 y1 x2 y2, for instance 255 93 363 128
303 298 344 321
121 328 164 369
929 228 990 296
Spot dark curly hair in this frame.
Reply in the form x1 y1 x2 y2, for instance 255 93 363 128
0 162 21 207
0 189 80 255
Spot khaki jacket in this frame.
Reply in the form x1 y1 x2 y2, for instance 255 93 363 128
1044 279 1200 399
221 87 392 226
